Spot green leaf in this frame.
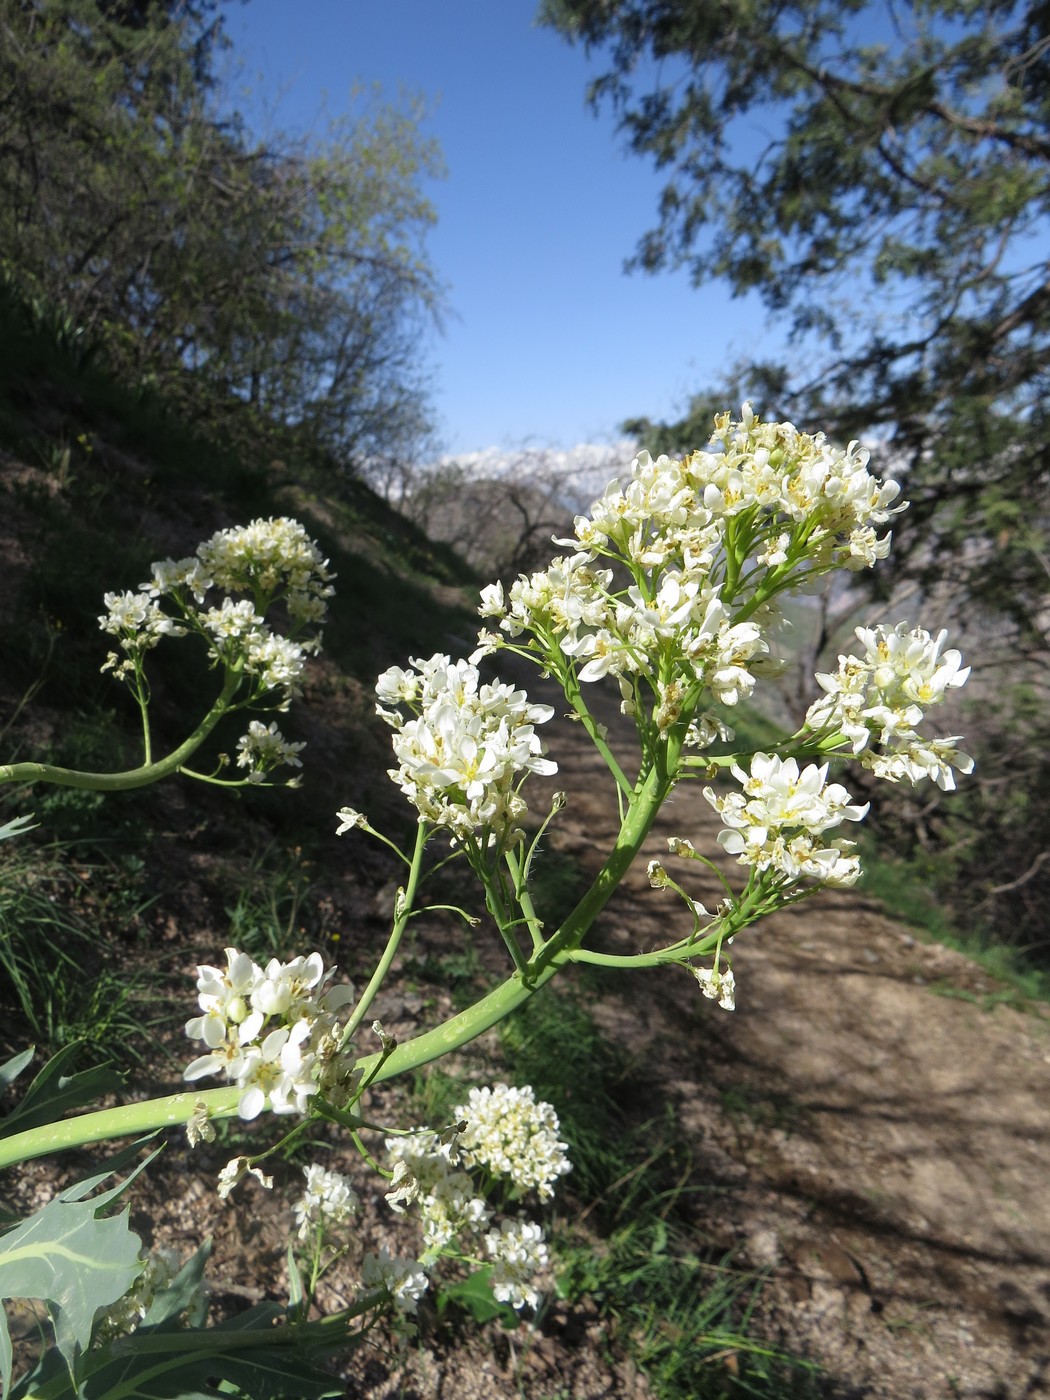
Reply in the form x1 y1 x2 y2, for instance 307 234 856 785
71 1305 347 1400
0 1320 11 1400
141 1243 211 1330
437 1267 520 1329
0 1049 35 1096
0 1189 143 1393
285 1245 304 1314
0 1044 121 1142
0 816 36 844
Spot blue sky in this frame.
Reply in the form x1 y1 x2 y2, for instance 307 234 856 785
221 0 775 456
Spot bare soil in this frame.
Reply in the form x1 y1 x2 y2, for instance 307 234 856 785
521 682 1050 1400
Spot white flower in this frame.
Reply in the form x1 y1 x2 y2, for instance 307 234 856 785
453 1084 571 1202
384 1159 420 1214
184 947 262 1058
183 947 354 1120
293 1163 360 1241
485 1217 548 1310
704 752 868 887
195 517 335 617
360 1247 429 1313
378 655 558 845
647 860 670 888
217 1156 273 1199
185 1101 215 1147
805 623 972 789
692 964 736 1011
235 720 305 781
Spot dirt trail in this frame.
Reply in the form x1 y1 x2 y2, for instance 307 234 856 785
539 686 1050 1400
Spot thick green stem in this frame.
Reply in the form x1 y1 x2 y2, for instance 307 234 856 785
362 754 675 1085
0 670 242 792
0 750 676 1169
0 1086 240 1170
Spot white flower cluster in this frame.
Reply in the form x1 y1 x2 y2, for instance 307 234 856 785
183 947 355 1120
235 719 305 784
478 559 774 731
453 1083 572 1202
195 517 335 628
384 1130 492 1251
484 1217 549 1311
378 1083 569 1313
475 407 903 737
360 1246 429 1315
704 752 870 887
375 654 557 845
293 1162 360 1242
94 1247 188 1345
805 623 974 791
97 516 333 712
99 592 187 676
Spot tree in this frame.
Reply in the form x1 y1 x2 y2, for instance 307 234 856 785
399 443 624 577
544 0 1050 957
0 0 441 475
544 0 1050 617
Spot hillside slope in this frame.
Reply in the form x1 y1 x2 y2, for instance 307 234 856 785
2 304 1047 1400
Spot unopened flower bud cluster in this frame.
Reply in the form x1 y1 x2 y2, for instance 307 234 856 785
183 947 355 1120
380 1083 569 1312
98 517 333 776
375 653 558 845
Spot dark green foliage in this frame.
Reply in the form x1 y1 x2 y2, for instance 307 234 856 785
545 0 1050 606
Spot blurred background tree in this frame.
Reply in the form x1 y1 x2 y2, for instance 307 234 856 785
545 0 1050 962
0 0 442 476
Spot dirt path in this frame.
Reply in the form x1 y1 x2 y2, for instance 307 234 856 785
540 685 1050 1399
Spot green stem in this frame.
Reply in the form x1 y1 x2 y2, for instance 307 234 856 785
569 946 679 969
0 1086 241 1170
0 669 242 792
504 847 545 954
360 754 675 1086
342 821 428 1041
562 669 633 795
0 751 677 1170
134 679 152 766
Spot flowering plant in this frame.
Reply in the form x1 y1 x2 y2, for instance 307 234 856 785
0 409 972 1397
